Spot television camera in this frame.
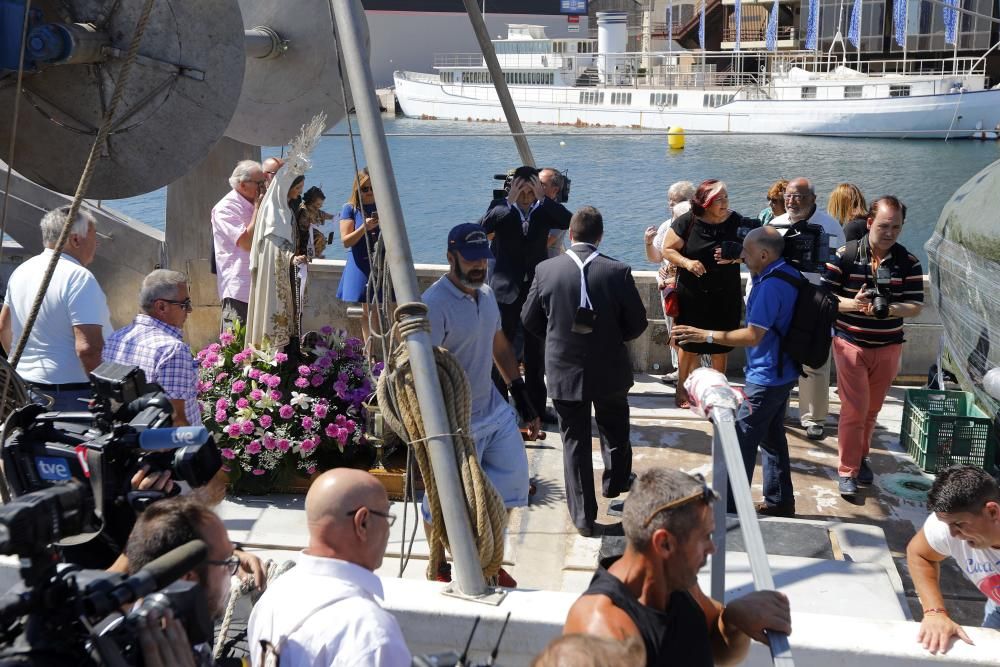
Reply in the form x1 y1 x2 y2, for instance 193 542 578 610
492 166 571 203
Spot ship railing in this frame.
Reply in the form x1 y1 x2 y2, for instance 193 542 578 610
767 50 986 78
722 25 795 43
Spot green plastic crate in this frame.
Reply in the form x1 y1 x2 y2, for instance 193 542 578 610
901 389 995 474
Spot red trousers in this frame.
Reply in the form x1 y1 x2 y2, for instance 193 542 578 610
832 337 902 477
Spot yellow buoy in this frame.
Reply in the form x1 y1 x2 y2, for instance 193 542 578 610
667 126 685 150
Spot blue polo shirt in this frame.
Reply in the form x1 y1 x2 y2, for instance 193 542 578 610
745 258 801 387
423 275 505 421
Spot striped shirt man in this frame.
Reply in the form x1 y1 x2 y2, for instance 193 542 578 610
821 238 923 348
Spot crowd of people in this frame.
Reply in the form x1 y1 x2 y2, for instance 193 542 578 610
0 154 994 666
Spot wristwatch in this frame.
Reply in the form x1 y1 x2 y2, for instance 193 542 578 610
706 331 715 344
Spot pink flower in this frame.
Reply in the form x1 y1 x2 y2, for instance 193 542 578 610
221 448 236 460
248 368 261 380
215 372 229 383
344 419 356 433
301 416 315 430
249 389 264 401
300 438 317 453
236 398 249 409
232 352 248 365
274 351 288 363
269 390 282 401
197 380 213 393
214 409 227 423
298 365 312 376
246 440 262 455
277 439 290 452
263 435 276 450
225 423 241 437
209 343 221 353
232 380 247 394
314 403 329 419
325 423 338 438
310 374 324 387
279 405 294 419
259 414 273 429
294 377 309 388
220 331 235 345
265 375 281 388
215 398 229 410
252 468 266 476
317 356 333 369
306 465 317 475
240 420 255 435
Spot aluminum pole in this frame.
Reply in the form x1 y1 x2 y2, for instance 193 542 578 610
710 424 728 603
711 406 794 666
329 0 488 597
459 0 535 167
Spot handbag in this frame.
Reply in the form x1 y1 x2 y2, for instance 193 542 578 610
661 214 695 319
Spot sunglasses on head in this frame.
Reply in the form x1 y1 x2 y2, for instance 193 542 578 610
642 474 718 528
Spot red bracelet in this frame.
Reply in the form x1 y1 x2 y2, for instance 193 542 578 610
923 608 948 616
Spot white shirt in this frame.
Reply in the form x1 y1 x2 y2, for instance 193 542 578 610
3 249 111 384
923 513 1000 605
248 553 412 667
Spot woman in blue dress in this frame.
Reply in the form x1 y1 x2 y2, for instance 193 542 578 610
336 168 380 340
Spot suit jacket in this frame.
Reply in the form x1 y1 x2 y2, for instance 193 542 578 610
521 244 648 401
480 197 571 304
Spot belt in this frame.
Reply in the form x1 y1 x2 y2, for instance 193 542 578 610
26 382 91 392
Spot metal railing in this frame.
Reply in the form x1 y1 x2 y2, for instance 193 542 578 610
722 25 795 43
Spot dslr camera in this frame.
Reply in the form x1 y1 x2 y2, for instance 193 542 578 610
862 263 893 319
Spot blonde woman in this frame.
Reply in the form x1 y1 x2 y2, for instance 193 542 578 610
827 183 868 242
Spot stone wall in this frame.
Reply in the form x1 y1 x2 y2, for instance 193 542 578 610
294 259 941 381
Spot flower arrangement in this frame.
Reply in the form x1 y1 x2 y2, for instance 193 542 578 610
196 322 375 489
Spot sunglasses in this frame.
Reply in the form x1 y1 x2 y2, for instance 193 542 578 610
346 506 396 527
207 554 241 576
642 474 718 528
159 297 193 312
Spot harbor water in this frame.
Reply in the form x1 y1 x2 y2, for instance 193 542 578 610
109 117 1000 267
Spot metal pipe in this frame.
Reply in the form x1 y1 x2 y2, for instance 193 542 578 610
711 406 794 666
459 0 535 167
710 423 728 603
328 0 488 597
244 27 286 59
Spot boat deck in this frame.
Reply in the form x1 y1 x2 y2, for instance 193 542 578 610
221 374 986 628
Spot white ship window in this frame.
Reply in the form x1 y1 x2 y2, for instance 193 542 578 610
844 85 863 99
889 85 911 97
611 92 632 105
801 86 817 99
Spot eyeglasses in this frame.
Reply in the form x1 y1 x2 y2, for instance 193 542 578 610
346 506 397 527
784 193 809 201
642 475 719 528
158 297 193 312
207 554 241 576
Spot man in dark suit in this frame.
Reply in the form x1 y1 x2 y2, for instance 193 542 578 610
480 166 571 424
522 206 648 536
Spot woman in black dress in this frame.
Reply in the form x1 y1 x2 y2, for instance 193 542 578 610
661 180 759 407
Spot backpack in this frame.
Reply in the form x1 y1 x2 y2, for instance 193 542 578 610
761 269 839 376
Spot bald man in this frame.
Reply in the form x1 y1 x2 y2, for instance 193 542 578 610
248 469 412 667
262 156 284 184
673 227 802 516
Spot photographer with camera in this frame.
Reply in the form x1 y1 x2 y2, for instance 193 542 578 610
481 165 571 425
821 196 923 499
753 177 845 441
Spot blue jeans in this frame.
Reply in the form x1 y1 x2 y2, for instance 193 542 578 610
728 381 796 510
29 386 91 412
984 599 1000 629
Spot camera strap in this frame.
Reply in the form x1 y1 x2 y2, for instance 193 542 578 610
567 245 599 309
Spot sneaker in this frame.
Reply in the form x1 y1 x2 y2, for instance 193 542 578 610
858 458 874 485
661 370 678 385
496 567 517 588
755 501 795 518
434 562 452 583
839 476 858 497
804 424 825 440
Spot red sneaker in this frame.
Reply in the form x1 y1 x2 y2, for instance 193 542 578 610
496 567 517 588
434 562 452 583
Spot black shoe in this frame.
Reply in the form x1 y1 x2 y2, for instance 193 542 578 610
576 522 595 537
805 424 825 440
602 472 637 499
839 476 858 497
540 409 559 425
857 458 874 485
755 501 795 518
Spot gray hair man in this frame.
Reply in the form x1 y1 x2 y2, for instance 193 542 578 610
754 176 845 440
0 205 111 410
563 468 790 665
249 469 412 666
103 269 199 425
212 159 265 331
540 168 572 258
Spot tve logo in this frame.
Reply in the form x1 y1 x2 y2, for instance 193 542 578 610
36 457 73 481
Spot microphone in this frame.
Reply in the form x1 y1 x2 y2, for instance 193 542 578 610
138 426 210 450
86 539 208 616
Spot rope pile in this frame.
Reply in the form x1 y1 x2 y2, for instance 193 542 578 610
214 558 297 660
375 337 507 583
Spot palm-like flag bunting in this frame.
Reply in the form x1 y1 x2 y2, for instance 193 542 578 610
893 0 907 47
943 0 959 45
765 0 779 50
734 0 742 51
698 0 706 49
667 0 673 46
805 0 820 49
848 0 862 48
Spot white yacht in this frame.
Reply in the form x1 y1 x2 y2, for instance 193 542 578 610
394 14 1000 139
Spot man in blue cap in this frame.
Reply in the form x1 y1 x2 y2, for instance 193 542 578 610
420 223 541 587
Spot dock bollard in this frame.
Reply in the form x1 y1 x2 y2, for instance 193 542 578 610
667 126 685 150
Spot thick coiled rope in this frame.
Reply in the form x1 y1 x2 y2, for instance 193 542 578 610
375 318 507 583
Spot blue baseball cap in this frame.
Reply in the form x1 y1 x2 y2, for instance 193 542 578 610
447 223 493 261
